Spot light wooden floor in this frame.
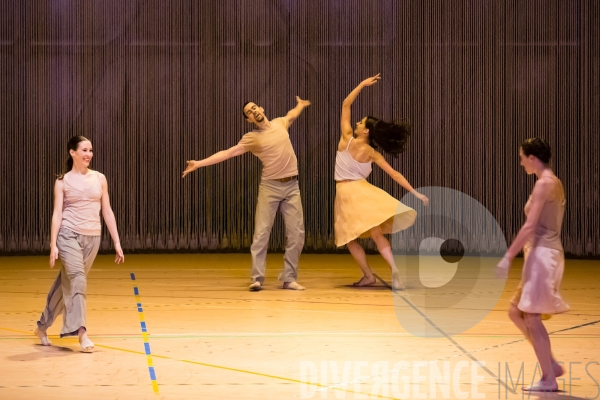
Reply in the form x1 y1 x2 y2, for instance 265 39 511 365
0 253 599 400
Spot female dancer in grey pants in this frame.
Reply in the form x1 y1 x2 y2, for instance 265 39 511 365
35 136 124 352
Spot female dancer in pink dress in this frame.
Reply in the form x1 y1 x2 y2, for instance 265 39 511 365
35 136 125 352
335 74 428 290
497 138 569 392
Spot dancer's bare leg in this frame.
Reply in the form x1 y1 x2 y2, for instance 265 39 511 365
370 226 404 290
508 304 563 377
524 312 558 389
346 240 375 286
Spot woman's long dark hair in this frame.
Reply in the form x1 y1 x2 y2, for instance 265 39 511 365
57 136 89 180
365 116 411 156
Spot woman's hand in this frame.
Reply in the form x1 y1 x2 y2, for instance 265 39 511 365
417 193 429 206
361 73 381 87
496 255 511 278
114 243 125 264
411 191 429 206
182 160 200 178
49 245 59 268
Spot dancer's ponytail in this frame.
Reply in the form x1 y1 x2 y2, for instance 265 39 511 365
57 136 89 179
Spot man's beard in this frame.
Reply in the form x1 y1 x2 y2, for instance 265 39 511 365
255 114 264 122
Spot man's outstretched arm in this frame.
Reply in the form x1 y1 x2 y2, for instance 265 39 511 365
182 144 247 178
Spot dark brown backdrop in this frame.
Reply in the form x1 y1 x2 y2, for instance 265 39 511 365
1 1 598 256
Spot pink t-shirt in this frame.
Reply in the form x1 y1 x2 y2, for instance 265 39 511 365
61 170 103 236
237 117 299 180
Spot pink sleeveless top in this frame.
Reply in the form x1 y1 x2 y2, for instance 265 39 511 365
524 175 565 252
61 171 103 236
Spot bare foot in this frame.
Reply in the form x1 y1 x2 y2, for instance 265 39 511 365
523 379 558 392
34 328 52 346
283 281 305 290
353 276 376 287
391 270 405 290
79 331 94 353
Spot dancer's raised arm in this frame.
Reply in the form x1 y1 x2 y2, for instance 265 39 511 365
340 74 380 140
182 145 247 178
285 96 311 127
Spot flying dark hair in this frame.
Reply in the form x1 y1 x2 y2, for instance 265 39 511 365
57 136 90 180
364 116 411 156
521 137 551 164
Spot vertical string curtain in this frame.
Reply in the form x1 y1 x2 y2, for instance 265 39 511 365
1 0 598 256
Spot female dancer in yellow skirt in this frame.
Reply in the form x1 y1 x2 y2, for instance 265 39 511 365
496 138 569 392
335 74 428 290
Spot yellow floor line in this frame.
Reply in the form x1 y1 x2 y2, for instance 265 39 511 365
0 326 397 399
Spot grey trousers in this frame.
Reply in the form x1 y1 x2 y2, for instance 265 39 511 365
251 179 305 284
37 227 100 337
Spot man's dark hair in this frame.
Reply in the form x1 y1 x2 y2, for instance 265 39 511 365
242 101 253 119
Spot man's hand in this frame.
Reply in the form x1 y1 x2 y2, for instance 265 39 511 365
296 96 311 107
182 160 200 178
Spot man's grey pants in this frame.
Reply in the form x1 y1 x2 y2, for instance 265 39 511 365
37 227 100 337
251 179 305 284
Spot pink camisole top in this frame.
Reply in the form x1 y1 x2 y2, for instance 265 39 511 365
61 170 103 236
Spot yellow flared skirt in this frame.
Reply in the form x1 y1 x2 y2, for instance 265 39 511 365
334 179 417 247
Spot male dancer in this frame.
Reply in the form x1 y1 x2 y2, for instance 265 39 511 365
183 97 310 291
